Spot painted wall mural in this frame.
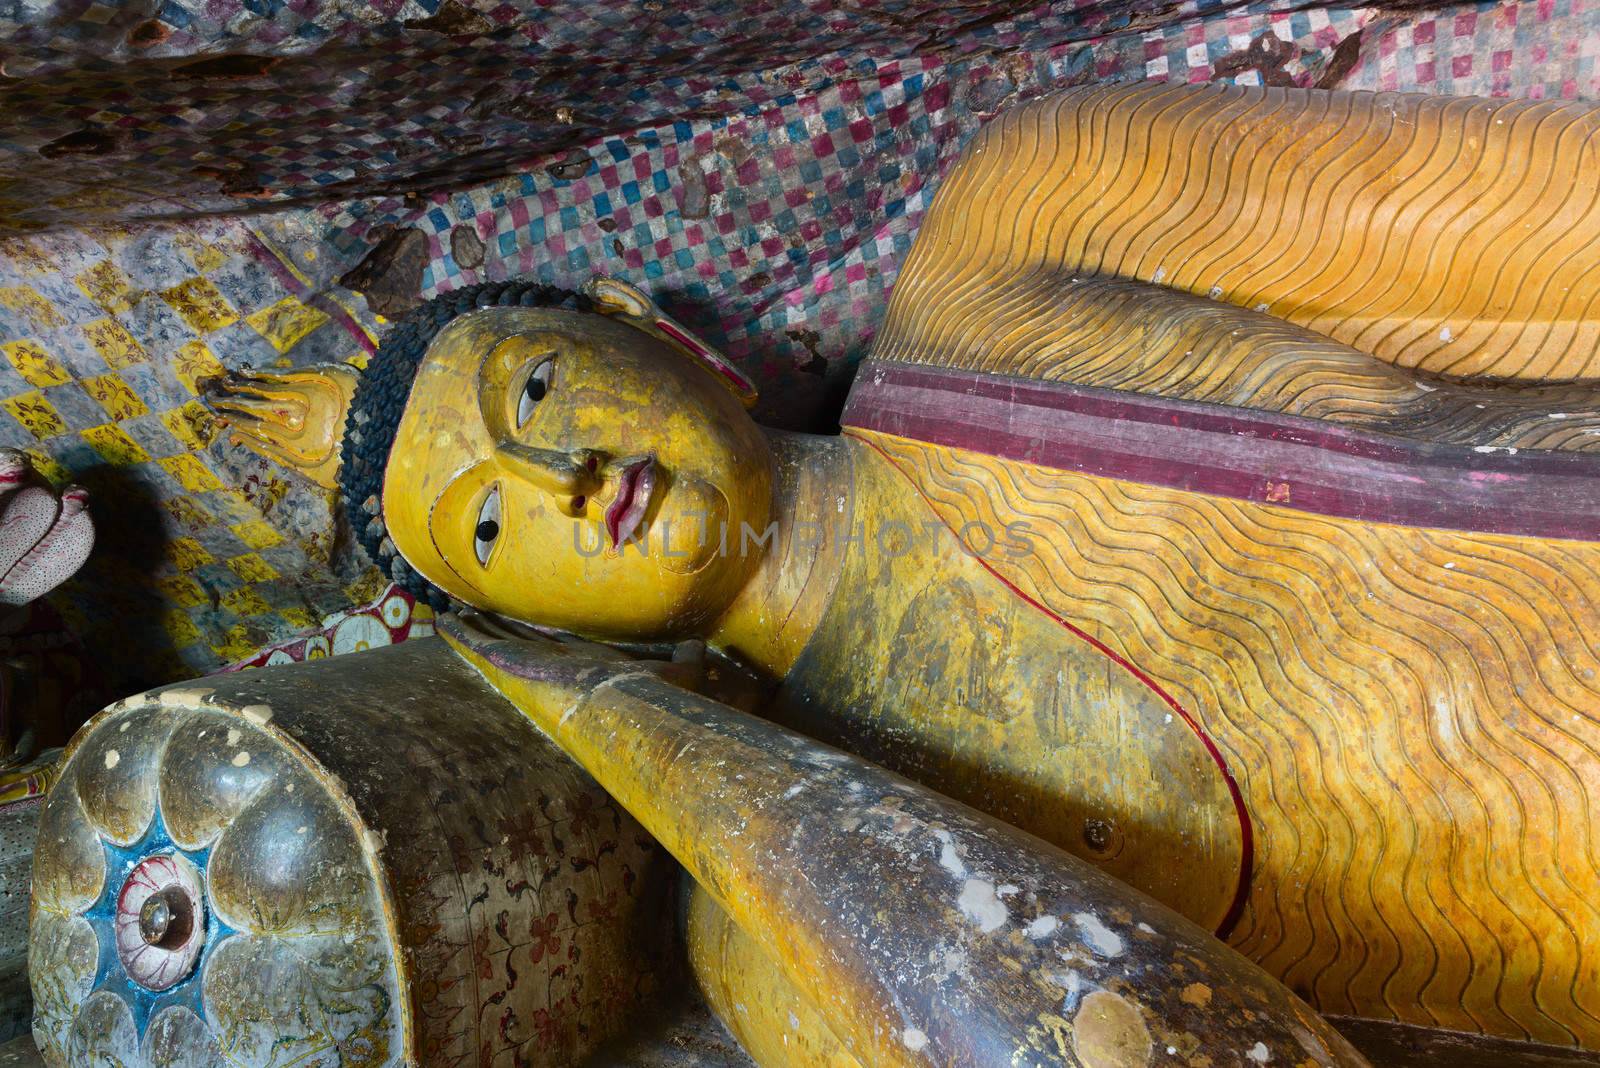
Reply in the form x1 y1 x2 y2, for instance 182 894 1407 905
10 4 1600 1065
0 0 1591 690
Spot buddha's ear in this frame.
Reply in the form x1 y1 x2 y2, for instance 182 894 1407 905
200 363 361 490
583 277 759 409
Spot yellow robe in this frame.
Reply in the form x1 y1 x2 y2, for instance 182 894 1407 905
786 83 1600 1048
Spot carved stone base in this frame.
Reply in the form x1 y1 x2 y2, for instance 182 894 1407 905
29 639 680 1066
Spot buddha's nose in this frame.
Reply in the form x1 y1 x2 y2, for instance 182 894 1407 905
495 443 602 496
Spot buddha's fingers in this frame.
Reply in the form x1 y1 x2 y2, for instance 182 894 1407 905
217 364 358 397
227 431 324 479
203 368 351 489
206 392 310 436
213 411 301 463
201 367 325 412
222 373 324 402
213 405 327 477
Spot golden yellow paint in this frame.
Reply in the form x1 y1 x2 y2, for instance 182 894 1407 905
172 340 225 394
279 606 319 631
444 621 1365 1068
157 453 223 492
156 575 209 609
221 587 272 617
890 84 1600 381
81 424 151 465
160 609 203 648
383 308 772 639
161 277 238 333
211 624 263 662
21 447 68 486
768 441 1244 929
343 570 391 606
686 884 862 1068
2 392 65 440
164 495 213 532
1071 990 1153 1068
0 760 59 807
5 339 71 388
214 301 1235 956
0 287 65 330
245 297 328 353
81 373 149 421
230 520 284 551
75 261 138 315
200 85 1600 1056
863 428 1600 1046
81 318 147 369
442 635 931 1068
876 274 1600 452
176 238 228 275
227 553 279 584
165 537 214 572
160 402 221 451
202 364 357 489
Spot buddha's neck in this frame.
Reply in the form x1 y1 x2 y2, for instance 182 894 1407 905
707 429 854 681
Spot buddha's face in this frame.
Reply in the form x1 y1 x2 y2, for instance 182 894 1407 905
382 307 773 639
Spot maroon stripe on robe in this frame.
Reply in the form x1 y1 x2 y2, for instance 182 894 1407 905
841 360 1600 543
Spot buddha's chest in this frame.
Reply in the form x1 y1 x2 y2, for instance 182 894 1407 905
770 438 1246 932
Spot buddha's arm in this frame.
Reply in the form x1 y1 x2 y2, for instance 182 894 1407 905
439 614 1368 1068
887 84 1600 381
876 273 1600 452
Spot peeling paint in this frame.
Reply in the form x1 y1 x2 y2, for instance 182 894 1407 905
1073 912 1125 957
958 878 1008 933
157 687 215 708
934 828 966 878
240 704 274 726
1026 915 1060 939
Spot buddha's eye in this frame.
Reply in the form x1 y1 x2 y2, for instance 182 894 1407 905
516 359 554 427
473 485 502 567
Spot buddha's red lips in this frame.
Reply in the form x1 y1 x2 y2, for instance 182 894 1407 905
605 457 657 548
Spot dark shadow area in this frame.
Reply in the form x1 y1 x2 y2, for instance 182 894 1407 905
49 464 184 703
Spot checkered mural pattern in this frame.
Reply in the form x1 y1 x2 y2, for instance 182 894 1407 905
293 4 1370 426
0 0 1277 232
0 221 386 687
1348 0 1600 96
0 0 1596 688
5 0 1593 234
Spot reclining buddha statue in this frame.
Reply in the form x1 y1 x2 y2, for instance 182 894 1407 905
29 82 1600 1066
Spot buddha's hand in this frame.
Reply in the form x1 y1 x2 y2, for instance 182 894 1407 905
201 364 360 490
0 449 91 608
